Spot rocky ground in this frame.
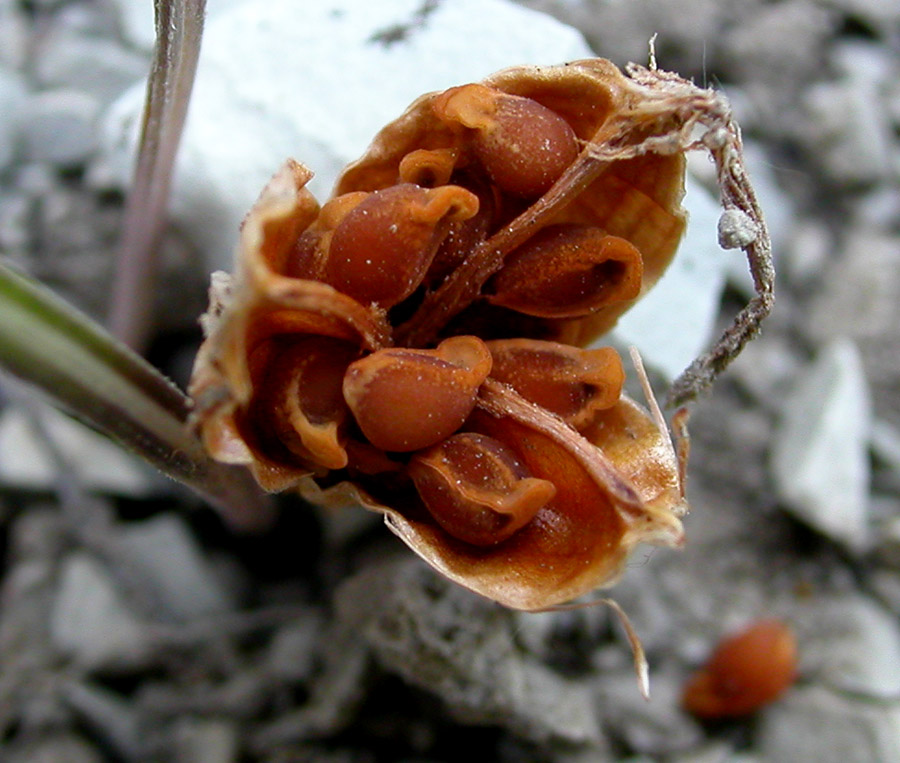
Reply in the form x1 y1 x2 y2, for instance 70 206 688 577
1 0 899 761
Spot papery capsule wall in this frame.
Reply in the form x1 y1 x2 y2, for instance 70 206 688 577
188 58 717 610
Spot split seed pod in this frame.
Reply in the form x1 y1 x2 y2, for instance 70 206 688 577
189 57 772 610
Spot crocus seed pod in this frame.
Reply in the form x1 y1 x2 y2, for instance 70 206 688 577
323 183 479 307
342 335 492 452
683 619 798 719
188 58 766 614
486 339 624 430
487 224 643 318
409 432 556 546
434 83 579 198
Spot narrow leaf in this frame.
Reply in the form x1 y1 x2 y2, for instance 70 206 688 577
0 262 273 530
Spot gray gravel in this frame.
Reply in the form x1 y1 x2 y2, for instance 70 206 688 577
1 0 900 761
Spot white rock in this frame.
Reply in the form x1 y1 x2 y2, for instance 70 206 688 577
595 668 703 754
821 0 900 26
783 219 832 288
805 231 900 344
6 734 105 763
802 71 895 185
265 613 325 682
0 66 27 170
801 594 900 700
23 89 100 166
0 0 28 69
0 191 30 250
101 0 590 268
32 27 148 104
0 404 155 497
758 685 900 763
770 339 872 552
107 0 156 51
50 553 147 669
870 570 900 617
336 558 603 746
117 513 234 620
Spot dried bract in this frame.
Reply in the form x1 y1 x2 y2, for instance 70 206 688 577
189 58 771 609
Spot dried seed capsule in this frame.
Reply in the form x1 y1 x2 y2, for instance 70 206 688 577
486 339 624 430
409 432 556 546
342 335 492 452
251 336 360 470
323 183 479 307
683 619 798 719
487 224 643 318
434 83 579 198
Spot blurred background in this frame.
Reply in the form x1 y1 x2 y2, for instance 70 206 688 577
0 0 899 760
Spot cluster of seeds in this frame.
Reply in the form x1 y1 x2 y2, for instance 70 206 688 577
190 59 709 609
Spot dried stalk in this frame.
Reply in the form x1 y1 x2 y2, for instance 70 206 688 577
109 0 206 350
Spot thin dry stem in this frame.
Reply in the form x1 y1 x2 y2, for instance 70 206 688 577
109 0 206 350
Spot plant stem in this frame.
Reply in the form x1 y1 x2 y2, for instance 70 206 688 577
109 0 206 351
0 262 274 531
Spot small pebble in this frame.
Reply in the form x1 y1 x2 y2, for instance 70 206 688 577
22 88 100 166
117 513 236 621
758 685 900 763
770 339 872 552
0 66 27 170
50 553 148 669
32 27 148 104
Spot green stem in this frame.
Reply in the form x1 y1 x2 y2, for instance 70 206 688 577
0 262 273 531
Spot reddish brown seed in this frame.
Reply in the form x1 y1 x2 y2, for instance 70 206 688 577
487 224 643 318
342 335 493 452
409 432 556 546
323 183 479 307
486 339 625 430
682 619 798 719
433 83 579 198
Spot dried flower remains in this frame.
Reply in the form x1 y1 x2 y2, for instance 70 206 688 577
188 58 772 611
